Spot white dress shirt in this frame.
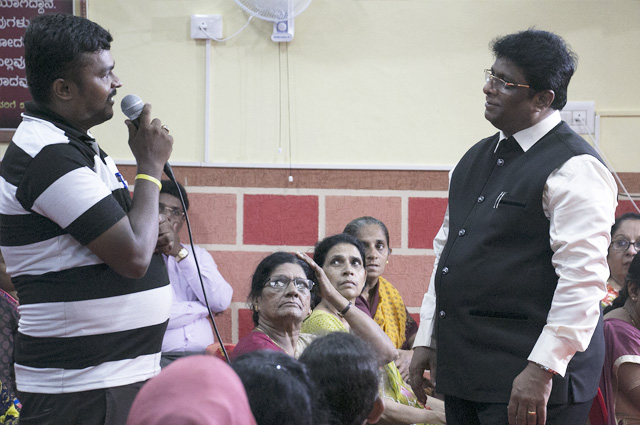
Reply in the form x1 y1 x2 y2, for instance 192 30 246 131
162 244 233 353
414 111 618 376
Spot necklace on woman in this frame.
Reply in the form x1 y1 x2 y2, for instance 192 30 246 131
623 305 639 329
254 326 288 352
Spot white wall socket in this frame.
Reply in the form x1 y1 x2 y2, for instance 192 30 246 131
191 14 223 40
559 101 595 135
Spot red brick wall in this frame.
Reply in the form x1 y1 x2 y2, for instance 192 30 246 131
121 166 640 343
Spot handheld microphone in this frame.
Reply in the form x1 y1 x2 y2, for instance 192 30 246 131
120 94 174 180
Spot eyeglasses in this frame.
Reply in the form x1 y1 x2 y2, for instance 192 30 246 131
264 277 315 292
484 69 531 93
159 203 185 218
610 239 640 252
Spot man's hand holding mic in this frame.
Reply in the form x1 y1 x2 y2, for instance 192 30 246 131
124 102 173 178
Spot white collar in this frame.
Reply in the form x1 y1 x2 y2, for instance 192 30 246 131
495 110 562 153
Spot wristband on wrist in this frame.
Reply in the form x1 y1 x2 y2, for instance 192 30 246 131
337 301 352 317
135 174 162 190
532 362 558 376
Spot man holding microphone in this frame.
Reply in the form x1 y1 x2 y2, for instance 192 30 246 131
0 13 174 424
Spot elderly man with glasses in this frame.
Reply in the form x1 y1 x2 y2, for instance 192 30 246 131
158 180 233 367
410 29 617 425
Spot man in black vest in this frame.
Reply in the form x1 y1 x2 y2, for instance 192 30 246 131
409 29 617 425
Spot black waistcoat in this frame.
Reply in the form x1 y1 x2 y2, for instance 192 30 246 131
434 121 605 404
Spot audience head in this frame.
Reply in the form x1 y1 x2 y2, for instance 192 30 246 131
126 355 257 425
299 332 384 425
313 234 366 303
160 180 190 210
608 213 640 287
343 217 392 286
25 13 113 105
160 180 188 233
248 252 314 327
232 350 315 425
490 29 576 110
605 252 640 315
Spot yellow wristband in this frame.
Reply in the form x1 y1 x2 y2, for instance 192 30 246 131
135 174 162 190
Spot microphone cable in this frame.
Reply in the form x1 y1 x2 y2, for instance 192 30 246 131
163 164 231 363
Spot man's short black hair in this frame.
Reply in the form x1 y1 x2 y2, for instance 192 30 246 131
491 29 577 110
24 13 113 104
160 180 189 211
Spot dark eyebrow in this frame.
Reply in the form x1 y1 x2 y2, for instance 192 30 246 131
101 61 115 74
491 68 512 82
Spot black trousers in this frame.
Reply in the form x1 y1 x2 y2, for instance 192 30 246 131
18 381 145 425
444 394 593 425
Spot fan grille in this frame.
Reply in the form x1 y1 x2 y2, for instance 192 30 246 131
234 0 313 22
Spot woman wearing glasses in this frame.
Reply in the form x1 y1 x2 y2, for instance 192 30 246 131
231 248 395 362
605 213 640 307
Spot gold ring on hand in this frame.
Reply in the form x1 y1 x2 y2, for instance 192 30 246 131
527 410 536 415
161 125 170 134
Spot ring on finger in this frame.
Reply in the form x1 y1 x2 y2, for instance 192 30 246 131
527 410 537 415
161 125 170 133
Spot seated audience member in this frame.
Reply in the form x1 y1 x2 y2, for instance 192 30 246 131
232 250 393 361
297 234 396 365
0 379 19 425
0 268 18 400
600 255 640 424
343 217 418 377
0 245 19 423
299 234 445 425
230 252 315 359
159 180 233 366
232 350 315 425
604 213 640 307
126 355 256 425
299 332 384 425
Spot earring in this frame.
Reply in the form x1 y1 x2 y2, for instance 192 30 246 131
386 260 389 264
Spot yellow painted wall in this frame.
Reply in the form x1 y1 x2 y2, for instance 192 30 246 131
29 1 640 170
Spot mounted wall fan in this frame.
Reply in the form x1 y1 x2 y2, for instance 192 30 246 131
234 0 313 42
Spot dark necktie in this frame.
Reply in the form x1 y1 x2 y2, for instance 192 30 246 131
500 136 522 154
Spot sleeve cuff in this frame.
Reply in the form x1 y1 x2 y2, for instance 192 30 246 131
527 331 577 377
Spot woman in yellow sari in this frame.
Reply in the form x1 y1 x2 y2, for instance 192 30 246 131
344 217 418 377
300 233 445 425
